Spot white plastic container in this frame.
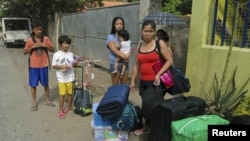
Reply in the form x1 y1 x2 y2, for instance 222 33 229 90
91 121 128 141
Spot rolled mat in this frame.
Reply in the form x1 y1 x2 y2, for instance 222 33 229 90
96 84 130 121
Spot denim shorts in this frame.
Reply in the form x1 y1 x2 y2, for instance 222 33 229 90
109 63 129 73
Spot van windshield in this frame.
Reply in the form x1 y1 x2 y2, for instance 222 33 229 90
4 19 30 31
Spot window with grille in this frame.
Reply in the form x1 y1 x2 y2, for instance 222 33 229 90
206 0 250 48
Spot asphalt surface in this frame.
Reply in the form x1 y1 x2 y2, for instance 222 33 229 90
0 41 152 141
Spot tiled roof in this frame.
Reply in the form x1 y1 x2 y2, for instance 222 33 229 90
102 1 129 7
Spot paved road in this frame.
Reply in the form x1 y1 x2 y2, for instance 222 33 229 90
0 41 150 141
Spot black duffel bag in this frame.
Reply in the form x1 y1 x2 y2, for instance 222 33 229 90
166 66 191 95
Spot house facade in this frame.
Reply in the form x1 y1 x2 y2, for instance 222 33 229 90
186 0 250 97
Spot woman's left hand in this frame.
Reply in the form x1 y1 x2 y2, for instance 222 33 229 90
153 74 161 86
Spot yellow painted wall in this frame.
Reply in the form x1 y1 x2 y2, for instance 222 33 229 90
185 0 250 98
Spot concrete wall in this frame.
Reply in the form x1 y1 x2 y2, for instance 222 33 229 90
186 0 250 98
48 2 190 76
47 3 141 75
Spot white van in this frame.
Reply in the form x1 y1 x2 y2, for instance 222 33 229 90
2 17 32 48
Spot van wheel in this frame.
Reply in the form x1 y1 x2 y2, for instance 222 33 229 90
6 43 11 48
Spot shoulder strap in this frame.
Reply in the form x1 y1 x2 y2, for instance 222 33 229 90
155 40 165 61
131 104 140 123
29 35 51 70
31 35 44 43
30 35 45 55
137 42 143 53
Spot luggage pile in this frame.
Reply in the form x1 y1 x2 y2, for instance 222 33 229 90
92 84 142 141
146 94 230 141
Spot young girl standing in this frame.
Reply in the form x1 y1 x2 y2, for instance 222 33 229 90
106 17 130 85
52 35 79 119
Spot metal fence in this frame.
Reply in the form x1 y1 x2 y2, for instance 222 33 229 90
207 0 250 48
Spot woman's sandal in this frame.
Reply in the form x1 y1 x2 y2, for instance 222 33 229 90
46 102 56 107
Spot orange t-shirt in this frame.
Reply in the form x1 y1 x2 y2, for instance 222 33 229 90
137 47 160 81
24 36 53 68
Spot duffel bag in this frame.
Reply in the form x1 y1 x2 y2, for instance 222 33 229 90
171 114 229 141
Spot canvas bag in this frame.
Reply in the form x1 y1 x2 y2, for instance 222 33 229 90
166 66 191 95
111 102 139 131
171 114 229 141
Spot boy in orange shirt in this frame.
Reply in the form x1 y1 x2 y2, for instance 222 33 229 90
23 20 55 111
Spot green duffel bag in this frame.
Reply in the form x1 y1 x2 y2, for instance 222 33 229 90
171 114 229 141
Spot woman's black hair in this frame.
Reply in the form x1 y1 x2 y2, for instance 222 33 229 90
157 29 169 42
31 20 43 29
110 16 125 34
141 19 156 31
58 35 71 45
118 29 130 41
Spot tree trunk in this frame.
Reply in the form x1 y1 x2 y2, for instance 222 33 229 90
149 0 162 13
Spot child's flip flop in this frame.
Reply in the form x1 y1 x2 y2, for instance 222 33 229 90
46 102 55 107
31 105 37 111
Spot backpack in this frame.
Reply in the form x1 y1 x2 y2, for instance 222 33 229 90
111 102 140 131
29 35 51 70
130 106 144 131
73 88 93 116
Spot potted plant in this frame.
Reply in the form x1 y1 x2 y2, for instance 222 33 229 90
201 67 250 119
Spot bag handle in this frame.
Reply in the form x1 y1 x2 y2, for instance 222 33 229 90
129 103 140 123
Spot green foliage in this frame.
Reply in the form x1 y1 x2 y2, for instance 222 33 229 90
177 0 192 15
233 96 250 116
129 0 140 2
81 0 104 9
162 0 192 15
103 0 139 2
163 0 182 15
1 0 82 34
201 67 250 119
2 0 82 17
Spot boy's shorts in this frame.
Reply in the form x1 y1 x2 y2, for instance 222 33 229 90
58 82 73 96
29 67 48 87
110 63 129 73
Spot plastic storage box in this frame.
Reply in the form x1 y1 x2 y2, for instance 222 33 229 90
91 121 128 141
